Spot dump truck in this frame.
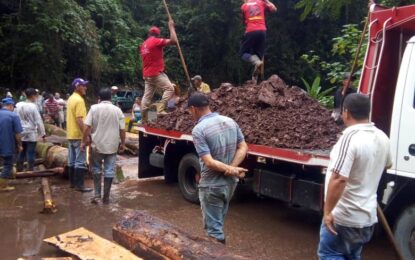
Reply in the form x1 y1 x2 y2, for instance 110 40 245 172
138 3 415 258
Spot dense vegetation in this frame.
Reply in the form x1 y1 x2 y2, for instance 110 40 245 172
0 0 413 96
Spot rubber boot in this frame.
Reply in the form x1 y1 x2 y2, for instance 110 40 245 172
27 161 34 172
91 174 102 204
74 168 92 193
68 167 75 188
102 177 113 204
248 55 263 82
16 161 24 172
0 178 15 192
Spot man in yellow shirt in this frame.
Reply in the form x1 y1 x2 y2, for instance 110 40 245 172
67 78 92 192
191 75 211 93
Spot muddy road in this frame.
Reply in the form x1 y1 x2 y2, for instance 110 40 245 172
0 157 395 259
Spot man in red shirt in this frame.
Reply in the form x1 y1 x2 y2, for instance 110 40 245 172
240 0 277 81
140 20 177 123
44 93 60 126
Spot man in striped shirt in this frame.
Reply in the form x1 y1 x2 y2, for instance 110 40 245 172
188 92 248 244
318 93 392 259
44 93 60 126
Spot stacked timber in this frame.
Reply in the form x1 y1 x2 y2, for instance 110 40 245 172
113 211 249 260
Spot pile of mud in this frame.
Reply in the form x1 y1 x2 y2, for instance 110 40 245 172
149 75 342 150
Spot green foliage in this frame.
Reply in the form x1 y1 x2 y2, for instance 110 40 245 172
301 76 335 108
0 0 382 94
301 23 366 87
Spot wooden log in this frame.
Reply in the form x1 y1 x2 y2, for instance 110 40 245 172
113 211 249 260
15 167 64 178
41 177 57 214
45 146 68 168
36 142 54 160
44 123 67 137
44 227 142 260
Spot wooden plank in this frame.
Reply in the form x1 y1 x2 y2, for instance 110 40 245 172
41 177 57 214
113 211 249 260
15 167 64 178
44 227 142 260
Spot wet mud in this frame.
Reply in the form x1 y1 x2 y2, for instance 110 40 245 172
150 75 342 150
0 157 395 259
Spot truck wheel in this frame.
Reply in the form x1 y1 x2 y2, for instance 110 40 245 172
178 154 200 204
394 204 415 259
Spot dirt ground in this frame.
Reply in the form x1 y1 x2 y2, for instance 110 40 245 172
0 157 396 260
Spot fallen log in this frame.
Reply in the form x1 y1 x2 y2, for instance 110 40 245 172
41 177 57 214
36 142 68 168
45 123 67 137
44 227 141 260
113 211 249 260
15 167 64 178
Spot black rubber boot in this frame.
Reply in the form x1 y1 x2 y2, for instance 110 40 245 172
16 161 24 172
74 168 92 193
91 174 102 204
68 167 75 188
27 161 34 171
102 177 113 204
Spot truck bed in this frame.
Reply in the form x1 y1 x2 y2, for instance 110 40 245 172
139 126 330 167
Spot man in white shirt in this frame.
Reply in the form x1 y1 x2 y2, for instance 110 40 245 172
15 88 46 171
318 93 392 260
82 88 126 204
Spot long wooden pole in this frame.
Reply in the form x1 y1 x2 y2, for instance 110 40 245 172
162 0 193 90
342 10 370 96
377 205 404 260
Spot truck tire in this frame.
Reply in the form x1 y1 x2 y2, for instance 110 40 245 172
394 204 415 259
178 154 200 204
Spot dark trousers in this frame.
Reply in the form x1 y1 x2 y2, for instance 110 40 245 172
17 141 37 168
0 155 14 178
240 30 267 60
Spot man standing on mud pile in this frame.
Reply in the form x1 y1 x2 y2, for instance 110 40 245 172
188 92 248 244
66 78 92 193
140 20 177 123
15 88 46 172
318 94 392 259
240 0 277 81
83 88 126 204
0 98 23 191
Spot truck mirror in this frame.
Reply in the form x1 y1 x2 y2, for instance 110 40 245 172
409 144 415 156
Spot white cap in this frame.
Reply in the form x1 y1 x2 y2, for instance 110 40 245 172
111 86 118 90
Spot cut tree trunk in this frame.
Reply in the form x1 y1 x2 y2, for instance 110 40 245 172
36 142 68 168
45 123 67 137
41 177 57 214
113 211 249 260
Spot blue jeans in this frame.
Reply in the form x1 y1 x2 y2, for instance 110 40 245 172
0 155 13 179
198 183 237 241
68 140 87 169
318 223 375 260
17 141 37 166
91 150 117 178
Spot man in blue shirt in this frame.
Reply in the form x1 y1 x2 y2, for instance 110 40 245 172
188 92 248 244
0 97 23 191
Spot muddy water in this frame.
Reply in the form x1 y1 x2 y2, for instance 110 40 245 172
0 157 395 259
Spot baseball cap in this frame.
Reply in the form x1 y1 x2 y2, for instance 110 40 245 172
149 26 161 36
2 97 15 105
191 75 202 81
111 86 118 90
187 92 209 108
71 78 89 89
